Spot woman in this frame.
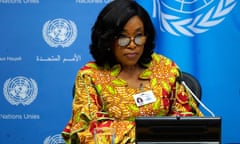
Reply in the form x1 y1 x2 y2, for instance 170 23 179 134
62 0 203 143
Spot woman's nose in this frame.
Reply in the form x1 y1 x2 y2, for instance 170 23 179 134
127 38 136 49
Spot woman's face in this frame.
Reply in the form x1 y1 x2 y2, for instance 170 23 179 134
113 16 145 67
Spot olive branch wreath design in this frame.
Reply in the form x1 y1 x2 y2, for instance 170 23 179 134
43 134 65 144
42 18 78 48
160 0 237 37
3 77 38 106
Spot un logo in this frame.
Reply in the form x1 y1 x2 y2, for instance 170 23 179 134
3 76 38 106
43 134 65 144
43 18 78 48
155 0 237 36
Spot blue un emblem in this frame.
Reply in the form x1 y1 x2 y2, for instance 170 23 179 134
3 76 38 106
42 18 78 48
155 0 237 36
43 134 65 144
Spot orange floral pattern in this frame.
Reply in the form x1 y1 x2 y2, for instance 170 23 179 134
62 53 203 144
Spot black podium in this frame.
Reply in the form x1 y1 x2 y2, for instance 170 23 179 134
135 116 221 144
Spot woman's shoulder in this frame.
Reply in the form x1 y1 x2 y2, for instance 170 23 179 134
76 61 112 77
80 61 99 71
150 53 180 76
151 53 177 66
77 61 99 76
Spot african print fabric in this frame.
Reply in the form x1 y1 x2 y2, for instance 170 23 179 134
62 53 203 144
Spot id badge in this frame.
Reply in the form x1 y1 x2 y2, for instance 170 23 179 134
133 90 156 107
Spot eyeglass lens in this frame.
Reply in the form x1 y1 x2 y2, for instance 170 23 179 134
118 35 146 47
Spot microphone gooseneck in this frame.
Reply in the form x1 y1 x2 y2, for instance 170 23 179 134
177 72 216 117
181 81 215 117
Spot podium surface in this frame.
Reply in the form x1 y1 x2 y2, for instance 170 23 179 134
135 116 221 144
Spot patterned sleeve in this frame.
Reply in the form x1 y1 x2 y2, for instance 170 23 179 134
62 67 110 144
149 53 203 117
62 63 136 144
168 72 204 117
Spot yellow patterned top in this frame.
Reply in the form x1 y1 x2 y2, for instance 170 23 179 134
62 53 203 144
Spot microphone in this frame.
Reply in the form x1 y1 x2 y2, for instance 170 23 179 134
177 72 215 117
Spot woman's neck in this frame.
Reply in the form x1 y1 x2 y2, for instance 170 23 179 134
118 64 148 88
121 64 142 75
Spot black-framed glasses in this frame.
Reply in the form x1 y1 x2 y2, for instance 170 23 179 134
117 34 146 47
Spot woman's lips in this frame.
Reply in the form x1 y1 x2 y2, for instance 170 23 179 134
125 53 137 59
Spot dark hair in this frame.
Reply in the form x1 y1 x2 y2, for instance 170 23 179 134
90 0 155 67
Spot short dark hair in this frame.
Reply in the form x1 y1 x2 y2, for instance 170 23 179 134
90 0 155 67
